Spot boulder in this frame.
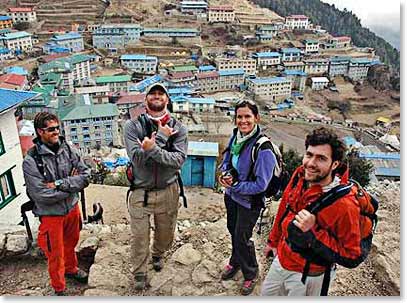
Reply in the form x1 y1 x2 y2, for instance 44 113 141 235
6 234 29 254
83 288 120 296
172 243 202 265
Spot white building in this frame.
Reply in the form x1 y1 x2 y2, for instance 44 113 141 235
0 88 38 226
0 47 13 61
303 39 319 55
348 58 372 81
304 58 329 75
215 57 256 75
247 77 292 102
120 54 158 75
208 6 235 23
195 71 219 93
46 32 84 53
218 69 245 91
311 77 329 90
252 52 281 70
7 7 37 23
0 31 32 52
285 15 309 30
172 96 215 113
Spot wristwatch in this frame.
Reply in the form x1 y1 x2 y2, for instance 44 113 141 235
54 179 63 189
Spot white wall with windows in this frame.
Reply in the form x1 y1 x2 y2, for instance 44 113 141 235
0 109 31 225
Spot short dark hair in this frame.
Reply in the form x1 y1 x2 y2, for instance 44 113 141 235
305 127 347 162
34 112 59 137
234 100 259 122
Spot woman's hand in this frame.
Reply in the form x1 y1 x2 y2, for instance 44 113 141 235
218 174 233 188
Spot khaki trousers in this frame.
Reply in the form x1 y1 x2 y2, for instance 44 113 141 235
127 182 179 274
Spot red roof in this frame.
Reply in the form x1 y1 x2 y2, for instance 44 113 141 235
196 71 219 79
41 53 70 63
0 73 26 87
208 6 234 12
116 93 146 105
19 135 34 157
334 36 351 42
287 15 308 20
8 7 34 12
169 71 194 79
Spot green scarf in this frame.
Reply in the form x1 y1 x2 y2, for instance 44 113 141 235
230 125 258 156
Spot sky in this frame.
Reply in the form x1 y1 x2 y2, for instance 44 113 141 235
320 0 401 50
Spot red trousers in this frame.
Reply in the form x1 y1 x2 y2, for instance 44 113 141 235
37 204 81 292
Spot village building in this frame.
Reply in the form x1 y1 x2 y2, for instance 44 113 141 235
218 69 245 91
322 36 352 49
198 65 216 72
60 95 120 151
95 75 132 93
285 15 310 30
115 93 145 116
208 6 235 23
283 61 305 72
180 0 208 14
0 31 32 53
167 71 196 87
142 28 200 39
0 73 28 90
280 47 302 62
0 16 13 29
348 57 372 81
172 96 215 113
247 76 292 102
303 39 319 55
282 70 307 92
195 71 219 93
120 54 158 75
303 58 329 75
0 88 38 225
328 56 351 78
215 57 256 75
92 23 142 49
74 81 110 104
252 52 281 70
0 47 13 61
7 7 37 23
44 32 84 54
311 76 329 90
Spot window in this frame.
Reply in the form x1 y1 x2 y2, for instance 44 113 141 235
0 169 17 209
0 132 4 156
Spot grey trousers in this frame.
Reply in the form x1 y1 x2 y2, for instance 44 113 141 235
261 256 336 296
127 182 179 274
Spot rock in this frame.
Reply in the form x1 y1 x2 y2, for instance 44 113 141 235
111 224 129 233
94 243 130 267
171 284 205 296
78 236 99 256
192 260 219 284
0 224 26 235
88 264 131 290
0 233 5 255
172 243 202 265
149 267 175 291
6 234 28 254
183 220 192 228
83 288 120 296
13 289 44 296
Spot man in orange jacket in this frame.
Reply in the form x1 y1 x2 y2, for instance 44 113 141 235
261 127 362 296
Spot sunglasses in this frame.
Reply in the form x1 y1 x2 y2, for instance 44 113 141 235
41 125 60 132
236 99 256 106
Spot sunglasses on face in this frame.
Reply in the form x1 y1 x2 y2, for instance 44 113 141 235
41 125 60 133
236 100 256 106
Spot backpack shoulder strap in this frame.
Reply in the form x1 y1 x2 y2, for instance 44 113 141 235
251 134 270 163
305 183 353 214
27 145 46 178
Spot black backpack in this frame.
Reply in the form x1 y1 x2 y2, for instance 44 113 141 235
249 135 290 200
126 114 187 208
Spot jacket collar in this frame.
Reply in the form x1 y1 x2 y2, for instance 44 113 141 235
33 136 67 156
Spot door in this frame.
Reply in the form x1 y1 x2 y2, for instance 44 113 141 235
191 156 204 186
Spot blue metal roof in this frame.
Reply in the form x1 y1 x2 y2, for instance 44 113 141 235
0 88 38 114
350 57 372 64
199 65 216 71
51 32 82 41
253 52 281 58
120 54 157 61
329 56 351 62
129 74 162 92
281 48 301 53
218 69 245 76
0 47 11 54
283 70 307 76
248 77 289 85
168 87 191 95
1 31 31 40
172 96 215 104
0 15 11 21
342 136 357 147
4 66 28 75
188 141 219 157
375 167 400 177
359 153 400 160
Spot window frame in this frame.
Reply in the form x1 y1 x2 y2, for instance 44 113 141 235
0 131 4 156
0 167 17 210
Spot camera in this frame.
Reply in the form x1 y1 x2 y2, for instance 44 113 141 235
221 168 238 183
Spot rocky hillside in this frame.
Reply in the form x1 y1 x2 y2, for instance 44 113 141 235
0 180 400 296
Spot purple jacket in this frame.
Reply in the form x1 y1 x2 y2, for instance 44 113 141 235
220 127 276 209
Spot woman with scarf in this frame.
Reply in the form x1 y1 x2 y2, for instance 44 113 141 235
218 100 276 295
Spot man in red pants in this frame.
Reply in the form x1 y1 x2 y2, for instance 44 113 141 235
23 113 91 295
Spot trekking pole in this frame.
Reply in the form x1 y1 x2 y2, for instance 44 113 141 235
80 189 87 221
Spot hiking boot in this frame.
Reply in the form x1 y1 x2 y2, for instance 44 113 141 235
65 269 88 284
152 256 163 272
53 290 66 296
221 264 239 280
241 279 257 296
134 272 147 291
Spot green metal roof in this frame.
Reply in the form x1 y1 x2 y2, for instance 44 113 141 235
61 103 119 120
95 75 131 83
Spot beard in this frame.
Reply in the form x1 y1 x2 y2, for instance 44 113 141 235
147 100 166 112
304 163 334 184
